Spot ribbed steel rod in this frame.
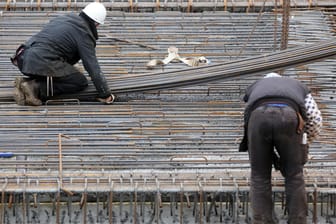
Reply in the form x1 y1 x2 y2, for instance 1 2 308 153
1 0 336 11
45 39 336 101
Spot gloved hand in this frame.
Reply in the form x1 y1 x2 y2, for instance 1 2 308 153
97 94 115 104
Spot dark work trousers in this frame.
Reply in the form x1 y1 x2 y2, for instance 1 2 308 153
17 52 89 101
248 105 307 224
28 74 89 101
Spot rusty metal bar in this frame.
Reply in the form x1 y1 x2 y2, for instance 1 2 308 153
1 0 336 12
280 0 290 50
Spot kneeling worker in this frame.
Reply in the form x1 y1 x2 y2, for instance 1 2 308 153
11 2 114 105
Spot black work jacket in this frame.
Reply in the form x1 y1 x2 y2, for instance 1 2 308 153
243 77 310 122
20 13 111 98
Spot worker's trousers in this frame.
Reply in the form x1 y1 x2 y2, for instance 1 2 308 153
248 105 307 224
29 73 89 101
17 52 88 101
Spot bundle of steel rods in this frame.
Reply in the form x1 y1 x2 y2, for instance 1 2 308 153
37 39 336 102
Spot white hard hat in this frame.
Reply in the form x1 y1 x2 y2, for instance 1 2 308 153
83 2 106 25
264 72 281 78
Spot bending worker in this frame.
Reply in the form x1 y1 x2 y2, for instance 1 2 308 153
240 72 322 223
11 2 114 106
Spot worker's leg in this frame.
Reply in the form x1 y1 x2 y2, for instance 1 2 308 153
248 106 276 224
16 52 88 103
274 107 307 224
37 72 88 101
14 72 88 105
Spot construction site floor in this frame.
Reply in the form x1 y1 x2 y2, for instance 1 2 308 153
0 8 336 223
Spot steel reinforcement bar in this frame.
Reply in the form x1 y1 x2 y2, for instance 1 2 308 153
46 39 336 101
0 169 335 223
1 0 336 12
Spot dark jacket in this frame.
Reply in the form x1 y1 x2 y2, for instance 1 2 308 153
20 13 111 98
239 76 310 152
244 77 310 122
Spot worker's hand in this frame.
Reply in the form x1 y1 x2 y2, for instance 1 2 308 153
97 94 115 104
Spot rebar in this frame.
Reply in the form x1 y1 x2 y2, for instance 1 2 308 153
0 9 335 223
1 0 336 12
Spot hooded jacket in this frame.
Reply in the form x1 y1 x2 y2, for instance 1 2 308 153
20 13 111 98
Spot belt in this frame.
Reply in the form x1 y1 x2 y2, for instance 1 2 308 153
265 103 288 107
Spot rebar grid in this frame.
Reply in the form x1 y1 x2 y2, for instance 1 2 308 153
0 9 336 223
0 172 335 223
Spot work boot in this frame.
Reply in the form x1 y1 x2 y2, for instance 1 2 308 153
14 76 31 88
13 77 29 105
13 87 25 105
20 80 42 106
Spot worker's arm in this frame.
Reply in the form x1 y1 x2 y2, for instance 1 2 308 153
78 34 112 100
304 93 322 144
